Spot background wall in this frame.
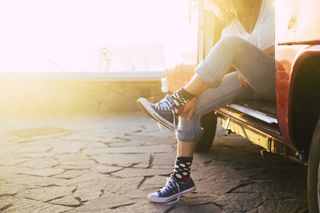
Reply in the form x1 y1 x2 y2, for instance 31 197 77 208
0 79 163 114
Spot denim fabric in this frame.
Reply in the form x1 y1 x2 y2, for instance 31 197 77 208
176 36 275 142
196 36 275 100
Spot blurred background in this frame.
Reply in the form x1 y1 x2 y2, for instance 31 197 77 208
0 0 200 114
0 0 198 73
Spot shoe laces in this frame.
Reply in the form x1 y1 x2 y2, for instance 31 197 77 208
154 96 179 131
154 96 176 112
159 176 181 204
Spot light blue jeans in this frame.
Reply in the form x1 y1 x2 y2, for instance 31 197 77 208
176 36 275 142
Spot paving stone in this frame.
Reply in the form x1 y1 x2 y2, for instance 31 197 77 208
195 176 242 196
0 166 25 180
108 140 149 147
6 175 67 187
73 181 104 202
99 177 143 195
0 157 29 166
51 143 83 153
93 153 149 167
64 172 107 186
232 179 306 194
216 193 270 212
138 176 168 191
67 192 135 212
85 142 109 149
83 147 109 156
96 165 123 174
17 152 55 159
191 165 235 181
16 145 52 154
0 184 24 196
112 168 170 178
86 144 173 154
118 134 176 146
180 193 219 205
62 133 114 143
171 203 223 213
0 148 18 157
9 127 72 139
152 153 176 169
19 167 64 177
49 195 81 207
109 200 172 213
3 198 72 213
59 160 97 170
0 114 309 212
57 154 97 169
18 158 58 169
0 196 16 212
252 199 308 213
54 153 88 161
53 169 90 179
21 186 76 202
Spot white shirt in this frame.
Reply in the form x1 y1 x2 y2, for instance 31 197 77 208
221 0 274 50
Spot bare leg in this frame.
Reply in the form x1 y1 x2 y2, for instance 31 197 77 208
183 74 210 96
176 140 198 157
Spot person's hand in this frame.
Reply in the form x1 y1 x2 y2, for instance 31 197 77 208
181 98 198 121
238 73 249 87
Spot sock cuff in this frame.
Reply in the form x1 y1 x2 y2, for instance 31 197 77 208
178 88 195 101
176 156 193 163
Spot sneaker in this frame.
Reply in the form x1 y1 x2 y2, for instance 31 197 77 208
137 96 181 131
147 175 196 204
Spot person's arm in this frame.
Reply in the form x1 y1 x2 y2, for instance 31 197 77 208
181 98 198 121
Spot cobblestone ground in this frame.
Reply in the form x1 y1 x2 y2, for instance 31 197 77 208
0 113 308 213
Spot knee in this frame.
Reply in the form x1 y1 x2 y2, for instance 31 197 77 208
218 36 246 49
175 117 204 142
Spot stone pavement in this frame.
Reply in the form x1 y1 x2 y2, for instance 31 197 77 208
0 113 308 213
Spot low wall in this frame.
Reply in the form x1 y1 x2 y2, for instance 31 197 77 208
0 73 164 114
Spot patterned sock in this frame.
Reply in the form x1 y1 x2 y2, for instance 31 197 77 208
173 156 193 183
171 88 195 107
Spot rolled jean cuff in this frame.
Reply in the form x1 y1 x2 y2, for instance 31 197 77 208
195 60 219 86
175 124 204 142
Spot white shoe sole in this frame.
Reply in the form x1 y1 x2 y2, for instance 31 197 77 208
137 98 175 131
147 186 196 204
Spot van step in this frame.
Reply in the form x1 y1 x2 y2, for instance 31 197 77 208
234 99 276 117
216 105 280 137
229 104 278 124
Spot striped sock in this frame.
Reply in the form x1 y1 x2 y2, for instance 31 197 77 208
171 88 195 106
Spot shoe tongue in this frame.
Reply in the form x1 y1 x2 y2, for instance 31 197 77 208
166 96 176 106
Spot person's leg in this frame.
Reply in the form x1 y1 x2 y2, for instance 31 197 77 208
173 35 274 100
176 72 254 143
171 141 197 182
147 72 254 204
194 36 275 100
137 36 274 130
176 140 197 157
183 74 211 96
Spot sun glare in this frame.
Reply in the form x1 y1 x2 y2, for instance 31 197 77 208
0 0 198 72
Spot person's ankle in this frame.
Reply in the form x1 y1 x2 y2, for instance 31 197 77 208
171 88 195 106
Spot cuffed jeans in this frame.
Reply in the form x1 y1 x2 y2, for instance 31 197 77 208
176 36 275 142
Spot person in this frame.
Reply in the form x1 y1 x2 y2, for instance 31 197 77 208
137 0 275 204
